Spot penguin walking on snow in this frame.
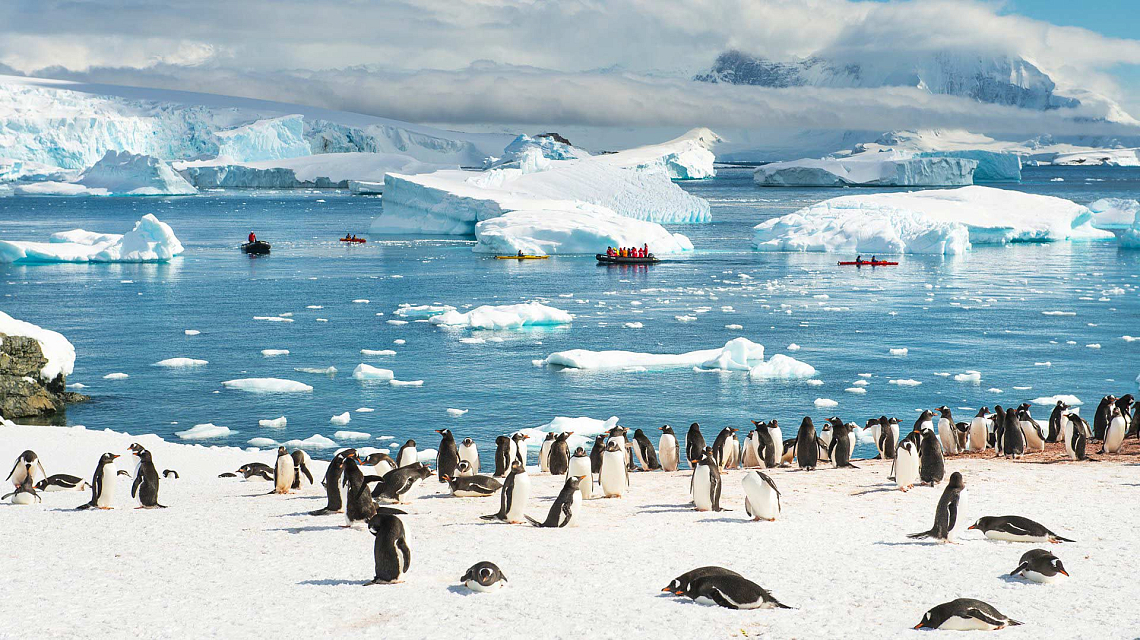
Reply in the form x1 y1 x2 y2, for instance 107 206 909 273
435 429 460 482
907 472 965 542
458 438 479 475
481 461 530 524
311 449 353 515
631 429 660 471
343 456 377 526
366 513 411 585
76 453 119 510
567 447 594 500
525 476 584 527
658 425 680 472
742 470 780 521
131 450 166 508
795 417 818 471
691 449 724 512
685 423 706 466
915 599 1021 631
548 432 572 476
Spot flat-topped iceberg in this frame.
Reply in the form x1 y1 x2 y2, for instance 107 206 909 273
430 302 572 330
176 152 447 189
473 207 694 256
915 151 1021 182
755 154 976 187
1051 148 1140 166
221 378 313 393
541 337 765 371
0 214 185 263
753 186 1113 255
1088 198 1140 233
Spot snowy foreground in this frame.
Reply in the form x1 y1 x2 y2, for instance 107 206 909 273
3 423 1138 638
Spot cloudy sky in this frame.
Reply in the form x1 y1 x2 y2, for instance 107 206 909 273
3 0 1139 135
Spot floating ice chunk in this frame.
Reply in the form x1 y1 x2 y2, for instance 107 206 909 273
754 154 976 187
675 315 697 322
459 337 485 344
889 348 908 355
748 354 817 379
282 434 338 449
175 423 232 440
247 437 278 447
988 388 1004 393
253 316 294 323
889 379 922 386
430 302 573 330
543 338 764 371
725 324 744 330
953 371 982 382
70 383 87 389
1123 336 1138 342
76 150 197 195
294 366 337 375
1030 395 1082 406
0 214 185 264
386 320 408 326
352 364 394 381
103 372 129 380
184 329 200 336
361 349 397 356
393 304 456 319
623 322 644 329
1035 362 1052 367
222 378 313 393
390 379 424 387
845 387 867 394
852 379 868 386
814 398 838 408
259 416 287 428
1041 311 1076 316
447 408 468 417
330 412 351 425
520 416 620 452
261 349 289 357
334 431 371 441
0 311 76 381
806 379 824 386
353 299 370 304
1088 198 1140 232
306 305 323 309
787 343 800 351
394 339 406 345
153 357 207 367
1086 344 1102 349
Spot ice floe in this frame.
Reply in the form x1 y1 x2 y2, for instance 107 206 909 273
446 408 468 417
429 302 572 330
175 423 232 440
334 431 371 441
1030 395 1083 406
542 338 764 371
389 379 424 387
103 373 128 380
259 417 287 428
473 207 694 256
261 349 289 357
153 358 207 368
221 378 313 393
748 354 818 379
351 364 394 381
0 214 185 263
282 434 337 449
330 412 351 425
814 398 838 408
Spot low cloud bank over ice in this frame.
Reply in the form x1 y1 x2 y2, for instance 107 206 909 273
753 186 1113 254
0 214 184 264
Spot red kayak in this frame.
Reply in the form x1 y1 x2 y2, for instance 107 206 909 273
838 260 898 266
339 238 366 244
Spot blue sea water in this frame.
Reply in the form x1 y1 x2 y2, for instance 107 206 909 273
2 165 1138 463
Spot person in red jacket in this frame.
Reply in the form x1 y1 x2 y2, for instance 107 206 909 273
643 243 649 257
248 231 257 243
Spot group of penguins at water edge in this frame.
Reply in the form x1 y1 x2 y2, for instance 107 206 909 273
5 391 1136 630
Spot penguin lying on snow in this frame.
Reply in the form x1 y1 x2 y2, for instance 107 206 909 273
968 516 1074 543
662 566 741 595
2 474 41 504
674 573 790 610
162 469 179 479
236 463 273 481
443 471 502 498
915 598 1021 631
35 474 89 492
1009 549 1069 583
461 561 507 592
371 463 433 504
907 472 964 542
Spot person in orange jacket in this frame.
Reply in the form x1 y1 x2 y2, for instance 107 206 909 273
248 231 257 243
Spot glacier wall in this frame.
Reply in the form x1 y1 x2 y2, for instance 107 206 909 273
917 150 1021 182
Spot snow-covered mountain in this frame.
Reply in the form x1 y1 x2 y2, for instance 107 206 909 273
694 50 1106 115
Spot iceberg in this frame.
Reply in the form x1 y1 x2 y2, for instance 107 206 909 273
0 158 76 183
175 152 447 189
1051 149 1140 166
0 214 185 263
916 151 1021 182
259 417 287 428
175 423 233 440
748 354 818 379
0 311 76 381
153 358 208 368
393 304 456 319
754 154 976 187
540 337 765 371
352 364 394 381
429 302 573 330
282 434 338 449
486 134 590 169
473 207 694 256
221 378 313 393
75 151 196 196
1088 198 1140 233
753 186 1113 254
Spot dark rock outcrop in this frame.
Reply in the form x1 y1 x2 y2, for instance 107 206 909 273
0 333 87 420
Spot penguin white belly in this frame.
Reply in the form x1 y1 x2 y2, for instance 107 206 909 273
274 458 295 493
465 578 503 593
398 449 417 468
517 442 529 466
659 435 679 472
1020 569 1066 584
1105 418 1126 453
458 447 478 475
9 465 29 488
871 424 882 456
10 492 35 505
1021 421 1045 451
95 467 117 508
631 442 649 471
504 473 531 522
567 457 593 499
563 491 582 527
938 419 957 454
727 439 741 469
1062 419 1076 459
939 617 1000 631
611 437 628 465
894 450 919 490
741 472 779 521
692 467 713 511
599 451 627 497
982 530 1040 543
374 461 395 478
969 418 988 451
539 442 552 472
890 424 900 446
767 427 783 463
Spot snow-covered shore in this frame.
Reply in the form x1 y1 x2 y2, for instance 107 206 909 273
2 422 1138 638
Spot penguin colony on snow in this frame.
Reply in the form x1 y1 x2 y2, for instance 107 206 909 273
5 392 1134 631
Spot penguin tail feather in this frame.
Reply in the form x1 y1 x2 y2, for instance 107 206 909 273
1007 619 1023 627
479 514 499 521
1051 535 1075 543
524 515 543 527
906 530 932 540
75 502 93 510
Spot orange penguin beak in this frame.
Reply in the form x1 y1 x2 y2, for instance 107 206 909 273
111 454 120 459
673 590 685 596
914 623 924 630
435 429 444 434
661 587 672 592
967 524 977 530
1059 569 1069 577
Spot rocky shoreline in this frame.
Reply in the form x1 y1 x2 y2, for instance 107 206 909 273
0 332 86 419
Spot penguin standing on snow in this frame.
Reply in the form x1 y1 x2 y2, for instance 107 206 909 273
538 433 555 473
290 450 314 489
936 407 958 455
894 441 920 491
685 423 706 466
343 456 377 526
493 435 511 477
7 450 46 488
131 449 166 508
599 441 629 497
1066 413 1089 461
795 417 818 471
76 453 119 510
510 432 530 467
740 427 761 469
878 417 897 460
589 434 606 475
461 561 507 592
396 439 418 468
1117 394 1135 436
742 470 780 521
481 460 530 524
311 449 354 515
915 599 1021 631
690 449 724 512
827 418 858 469
631 429 660 471
908 472 965 542
674 574 790 610
548 432 572 476
272 446 295 494
1018 406 1047 452
753 421 775 469
567 447 594 500
457 438 479 475
525 476 584 527
366 513 411 585
918 428 945 485
1003 407 1025 459
1093 395 1116 441
1009 549 1069 583
1102 406 1127 454
658 426 680 472
968 408 989 452
435 429 460 482
992 405 1006 454
1047 401 1068 443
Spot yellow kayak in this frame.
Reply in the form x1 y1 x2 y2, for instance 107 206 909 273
495 255 549 260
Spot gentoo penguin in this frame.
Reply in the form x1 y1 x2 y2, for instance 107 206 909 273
1093 395 1116 440
290 450 314 489
992 404 1006 454
753 422 775 469
461 561 508 592
827 418 858 469
549 432 572 476
877 417 897 460
3 474 41 505
237 462 274 481
493 435 511 477
372 463 432 504
740 428 761 469
76 453 119 509
1102 406 1126 454
662 566 742 595
894 441 920 491
1018 406 1047 452
567 447 594 500
742 470 780 521
907 472 965 542
658 426 680 472
366 513 411 584
685 423 706 466
7 450 45 488
362 451 397 478
128 442 147 478
630 429 660 471
1117 394 1136 436
163 470 179 479
526 476 584 527
918 428 945 486
481 460 530 524
869 418 883 457
311 449 353 515
131 450 166 508
589 434 606 475
1047 401 1068 443
343 456 377 526
915 599 1021 631
35 474 89 492
969 408 989 452
1066 413 1089 461
1009 549 1069 584
968 515 1074 543
816 422 833 463
675 574 790 610
272 446 295 494
538 432 555 472
599 440 629 498
443 473 502 497
780 438 797 466
1003 407 1025 459
435 429 460 482
457 438 479 475
711 427 740 470
396 439 418 468
510 432 530 467
606 426 633 470
690 449 724 512
954 421 970 452
795 417 818 471
936 407 958 455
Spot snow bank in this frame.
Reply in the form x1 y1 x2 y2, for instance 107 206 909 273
153 357 207 368
755 155 976 187
0 214 185 263
221 378 313 393
0 311 76 381
75 151 197 195
175 423 232 440
542 338 766 371
748 354 817 379
430 302 572 330
351 364 394 381
753 186 1112 254
473 208 694 256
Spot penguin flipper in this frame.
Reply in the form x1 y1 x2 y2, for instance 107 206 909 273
1008 561 1029 576
75 502 94 510
396 536 412 572
479 514 501 521
301 464 314 485
5 458 18 481
965 608 1012 628
0 491 13 500
131 473 143 499
1050 534 1075 543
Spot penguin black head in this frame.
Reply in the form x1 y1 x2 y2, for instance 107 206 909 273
405 439 417 447
128 443 147 455
542 433 555 441
556 432 573 441
435 429 452 438
99 452 120 464
689 422 700 430
456 461 471 474
660 425 674 435
800 416 814 429
461 437 474 446
593 435 606 445
947 471 964 489
512 433 528 442
566 475 583 489
136 450 154 463
604 441 620 452
276 446 288 457
509 460 525 474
